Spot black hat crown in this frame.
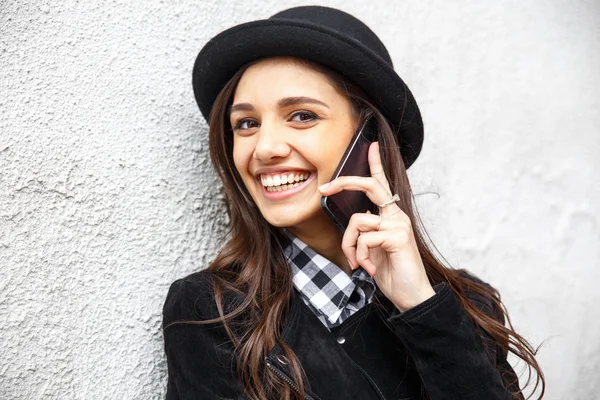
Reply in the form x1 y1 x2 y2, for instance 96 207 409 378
270 6 393 67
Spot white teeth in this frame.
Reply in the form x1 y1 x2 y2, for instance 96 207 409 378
260 172 310 188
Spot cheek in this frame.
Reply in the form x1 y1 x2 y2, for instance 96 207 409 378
322 139 345 159
311 135 351 173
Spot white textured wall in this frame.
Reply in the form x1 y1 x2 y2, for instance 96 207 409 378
1 0 598 399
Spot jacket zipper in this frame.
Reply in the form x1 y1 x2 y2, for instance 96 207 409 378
265 356 315 400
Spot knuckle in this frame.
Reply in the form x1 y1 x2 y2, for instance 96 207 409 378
392 213 410 227
356 234 364 247
398 219 411 231
396 229 410 244
401 213 412 225
348 213 359 224
349 212 368 227
356 251 367 262
356 240 366 256
345 220 356 233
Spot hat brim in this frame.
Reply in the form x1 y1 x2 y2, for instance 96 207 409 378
192 18 423 169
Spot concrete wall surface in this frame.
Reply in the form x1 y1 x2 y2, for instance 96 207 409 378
1 0 598 399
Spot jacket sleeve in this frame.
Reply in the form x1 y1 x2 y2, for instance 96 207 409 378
385 280 524 400
162 277 246 400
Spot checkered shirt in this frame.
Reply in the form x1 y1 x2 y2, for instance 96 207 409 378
282 229 377 330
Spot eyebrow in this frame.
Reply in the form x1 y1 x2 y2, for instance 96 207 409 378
228 96 330 115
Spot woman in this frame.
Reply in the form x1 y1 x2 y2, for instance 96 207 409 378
162 6 544 400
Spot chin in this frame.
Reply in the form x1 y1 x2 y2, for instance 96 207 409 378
257 203 311 226
262 206 323 230
263 214 306 228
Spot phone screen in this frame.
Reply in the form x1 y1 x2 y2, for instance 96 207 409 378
320 114 379 233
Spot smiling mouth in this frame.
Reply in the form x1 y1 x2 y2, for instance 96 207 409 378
259 171 312 192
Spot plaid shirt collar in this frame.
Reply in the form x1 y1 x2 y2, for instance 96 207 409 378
282 229 376 324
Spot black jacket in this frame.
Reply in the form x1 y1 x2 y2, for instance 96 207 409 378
162 269 523 400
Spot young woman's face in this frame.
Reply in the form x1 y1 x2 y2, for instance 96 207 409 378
230 57 358 229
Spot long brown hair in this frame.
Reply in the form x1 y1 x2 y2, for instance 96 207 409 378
167 56 545 400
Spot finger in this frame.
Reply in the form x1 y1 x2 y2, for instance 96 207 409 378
318 175 402 216
369 142 392 194
341 213 381 269
355 231 387 276
355 232 376 275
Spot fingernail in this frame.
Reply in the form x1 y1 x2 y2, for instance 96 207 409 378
318 183 330 191
347 259 355 270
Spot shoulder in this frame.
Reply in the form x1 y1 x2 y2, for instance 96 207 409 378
454 268 503 323
452 269 513 365
162 269 220 329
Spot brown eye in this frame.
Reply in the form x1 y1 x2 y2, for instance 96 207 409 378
233 119 260 130
290 111 318 123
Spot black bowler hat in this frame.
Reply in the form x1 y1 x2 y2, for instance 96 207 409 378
192 5 424 169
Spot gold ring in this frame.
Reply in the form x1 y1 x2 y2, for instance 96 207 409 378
376 214 382 231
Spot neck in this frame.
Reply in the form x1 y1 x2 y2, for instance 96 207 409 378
286 213 353 276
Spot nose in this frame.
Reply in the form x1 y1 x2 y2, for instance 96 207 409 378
252 120 291 162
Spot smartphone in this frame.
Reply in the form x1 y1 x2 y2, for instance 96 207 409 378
320 113 379 233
